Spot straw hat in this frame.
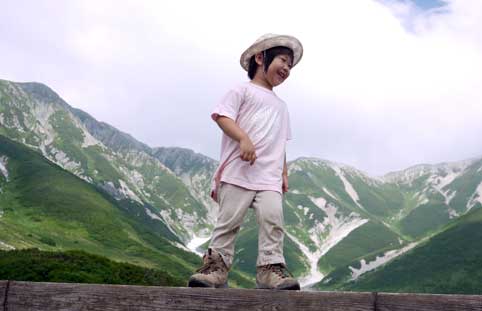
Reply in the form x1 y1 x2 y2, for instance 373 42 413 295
240 33 303 71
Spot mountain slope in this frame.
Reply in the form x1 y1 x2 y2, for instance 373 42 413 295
0 134 200 280
2 78 482 292
383 159 482 238
0 80 211 241
343 205 482 294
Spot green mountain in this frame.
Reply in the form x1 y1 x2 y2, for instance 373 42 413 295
0 134 197 277
0 80 211 241
342 206 482 294
1 78 481 292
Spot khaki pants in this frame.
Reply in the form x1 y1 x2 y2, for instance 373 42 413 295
209 182 286 268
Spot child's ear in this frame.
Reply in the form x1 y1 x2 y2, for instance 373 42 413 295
255 53 264 66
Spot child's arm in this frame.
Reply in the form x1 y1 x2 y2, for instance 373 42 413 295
215 116 257 165
282 153 288 193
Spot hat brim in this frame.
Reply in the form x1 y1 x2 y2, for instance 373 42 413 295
240 35 303 71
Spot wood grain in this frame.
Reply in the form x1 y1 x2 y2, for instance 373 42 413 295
4 281 482 311
377 292 482 311
6 281 374 311
0 281 7 311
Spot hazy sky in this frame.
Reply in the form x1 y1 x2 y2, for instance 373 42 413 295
1 0 481 176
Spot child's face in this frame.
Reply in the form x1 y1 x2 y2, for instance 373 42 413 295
265 54 293 87
254 52 293 88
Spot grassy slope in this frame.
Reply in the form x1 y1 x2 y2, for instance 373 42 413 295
343 206 482 294
318 221 402 274
0 248 184 286
0 135 199 280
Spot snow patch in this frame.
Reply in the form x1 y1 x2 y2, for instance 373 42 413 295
173 241 192 253
81 129 101 148
147 207 185 242
118 179 143 204
173 208 202 235
0 240 15 250
52 149 82 172
427 172 460 205
157 207 204 242
288 163 303 174
159 210 183 238
286 232 324 288
383 159 474 186
322 187 337 200
73 119 102 148
312 197 368 259
187 234 211 257
330 165 365 211
289 196 368 288
178 171 219 225
413 192 429 206
31 103 57 155
0 156 9 181
467 182 482 211
145 208 163 221
448 208 459 219
349 242 418 281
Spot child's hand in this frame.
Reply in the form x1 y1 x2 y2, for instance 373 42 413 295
240 136 257 165
282 173 289 193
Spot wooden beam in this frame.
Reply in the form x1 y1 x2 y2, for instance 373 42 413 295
377 292 482 311
0 281 8 311
3 281 482 311
6 281 374 311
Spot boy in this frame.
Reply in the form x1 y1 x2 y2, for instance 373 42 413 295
188 34 303 290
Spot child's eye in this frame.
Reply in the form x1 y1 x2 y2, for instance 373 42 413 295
280 57 292 67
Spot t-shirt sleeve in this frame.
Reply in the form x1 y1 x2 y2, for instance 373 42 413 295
211 88 243 122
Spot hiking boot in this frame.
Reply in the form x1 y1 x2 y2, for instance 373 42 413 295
188 248 229 288
256 263 300 290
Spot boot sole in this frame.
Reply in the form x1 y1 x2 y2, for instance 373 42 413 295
188 278 228 288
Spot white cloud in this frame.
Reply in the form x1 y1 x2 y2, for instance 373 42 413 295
1 0 481 175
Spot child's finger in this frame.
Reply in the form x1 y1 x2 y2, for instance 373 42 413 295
250 154 257 165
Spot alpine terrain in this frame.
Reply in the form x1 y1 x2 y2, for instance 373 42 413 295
1 78 481 292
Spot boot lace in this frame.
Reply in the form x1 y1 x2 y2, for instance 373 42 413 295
196 251 226 275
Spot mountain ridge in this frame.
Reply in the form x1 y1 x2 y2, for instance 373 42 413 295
1 78 481 292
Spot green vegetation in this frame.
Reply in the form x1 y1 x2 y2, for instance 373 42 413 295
346 175 404 220
399 202 450 238
0 135 199 281
2 78 482 293
0 248 184 286
318 221 401 275
449 159 482 214
343 207 482 294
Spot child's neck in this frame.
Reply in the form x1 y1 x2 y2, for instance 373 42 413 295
251 75 273 91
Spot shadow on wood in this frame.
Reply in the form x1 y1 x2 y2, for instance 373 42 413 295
1 280 482 311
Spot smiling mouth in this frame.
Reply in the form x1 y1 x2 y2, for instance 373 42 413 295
278 71 287 79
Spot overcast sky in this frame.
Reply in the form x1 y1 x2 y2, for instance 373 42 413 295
1 0 481 176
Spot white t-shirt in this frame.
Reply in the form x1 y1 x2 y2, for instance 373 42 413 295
210 82 292 201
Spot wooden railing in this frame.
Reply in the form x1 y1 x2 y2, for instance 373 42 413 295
2 280 482 310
